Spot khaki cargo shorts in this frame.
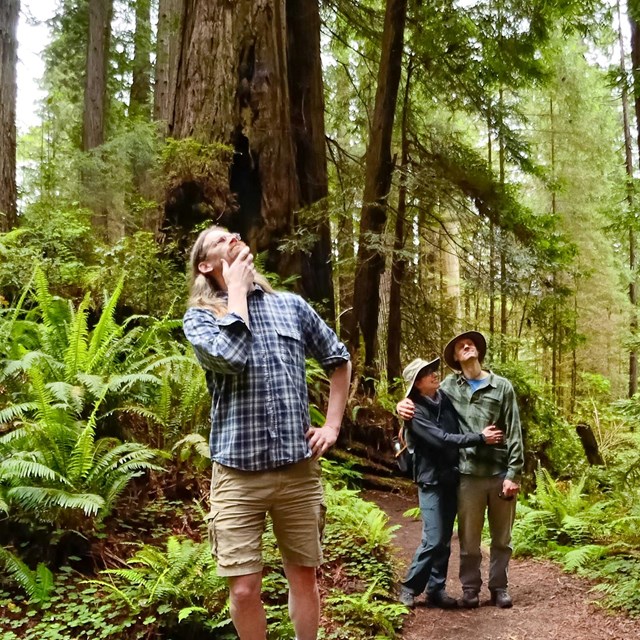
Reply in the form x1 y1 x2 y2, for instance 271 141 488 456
207 458 326 577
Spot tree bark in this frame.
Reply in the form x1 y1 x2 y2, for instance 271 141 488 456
627 1 639 396
286 0 334 319
154 0 185 131
0 0 19 232
167 0 334 309
350 0 407 392
129 0 152 120
386 59 413 389
575 424 604 466
83 0 111 151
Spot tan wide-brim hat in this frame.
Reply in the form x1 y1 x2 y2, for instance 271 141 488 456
443 331 487 372
402 357 441 397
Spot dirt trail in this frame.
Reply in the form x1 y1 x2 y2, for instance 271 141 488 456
364 489 640 640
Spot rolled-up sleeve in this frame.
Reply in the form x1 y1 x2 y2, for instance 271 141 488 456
183 307 252 374
296 298 350 370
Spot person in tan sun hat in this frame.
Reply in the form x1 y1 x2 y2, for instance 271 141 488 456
396 356 503 610
397 331 524 610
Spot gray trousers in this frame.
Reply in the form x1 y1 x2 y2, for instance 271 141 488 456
457 474 516 592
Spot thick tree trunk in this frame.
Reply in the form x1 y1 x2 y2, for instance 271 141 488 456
286 0 334 319
167 0 334 308
83 0 111 151
154 0 185 131
172 0 297 268
130 0 152 120
0 0 19 232
350 0 407 392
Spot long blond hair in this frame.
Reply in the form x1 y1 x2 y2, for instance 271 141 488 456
187 225 274 315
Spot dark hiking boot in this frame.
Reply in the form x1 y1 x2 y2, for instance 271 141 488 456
460 589 479 608
427 590 458 609
490 588 513 608
398 586 415 608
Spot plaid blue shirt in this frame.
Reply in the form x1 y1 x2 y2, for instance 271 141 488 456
183 287 350 471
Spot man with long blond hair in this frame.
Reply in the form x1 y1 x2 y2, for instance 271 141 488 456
183 226 351 640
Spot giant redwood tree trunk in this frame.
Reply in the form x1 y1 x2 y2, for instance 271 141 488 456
350 0 407 392
0 0 19 232
166 0 333 312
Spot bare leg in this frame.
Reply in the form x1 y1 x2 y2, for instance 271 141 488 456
228 572 267 640
283 564 320 640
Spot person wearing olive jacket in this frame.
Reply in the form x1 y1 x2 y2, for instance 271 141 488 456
398 331 524 610
397 357 503 609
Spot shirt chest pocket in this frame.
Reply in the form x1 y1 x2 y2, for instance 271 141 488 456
275 325 304 368
472 392 502 424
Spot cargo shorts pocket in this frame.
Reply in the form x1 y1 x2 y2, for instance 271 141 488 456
205 511 219 558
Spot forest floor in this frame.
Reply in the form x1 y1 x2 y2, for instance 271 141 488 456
364 488 640 640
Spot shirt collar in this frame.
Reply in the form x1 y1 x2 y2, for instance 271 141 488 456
455 370 496 388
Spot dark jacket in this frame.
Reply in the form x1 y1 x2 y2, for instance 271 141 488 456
406 390 484 486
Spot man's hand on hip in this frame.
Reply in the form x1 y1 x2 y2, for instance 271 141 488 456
306 425 340 459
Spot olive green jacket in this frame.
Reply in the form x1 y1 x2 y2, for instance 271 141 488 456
440 371 524 482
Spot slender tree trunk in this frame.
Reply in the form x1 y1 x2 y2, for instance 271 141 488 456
350 0 407 392
130 0 152 120
83 0 113 235
83 0 111 151
0 0 19 232
550 97 558 399
626 0 639 396
487 106 496 339
386 59 413 388
499 87 507 361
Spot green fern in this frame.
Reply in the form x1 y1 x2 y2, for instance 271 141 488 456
64 293 91 381
0 546 54 604
96 536 231 631
0 374 164 528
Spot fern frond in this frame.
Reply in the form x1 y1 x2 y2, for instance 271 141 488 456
0 546 55 603
28 368 59 432
0 458 71 485
0 402 38 425
86 277 124 372
104 373 162 396
63 293 91 381
2 350 62 380
7 486 105 516
0 267 35 352
562 544 609 571
32 267 70 359
173 433 211 461
76 372 109 399
45 381 85 414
